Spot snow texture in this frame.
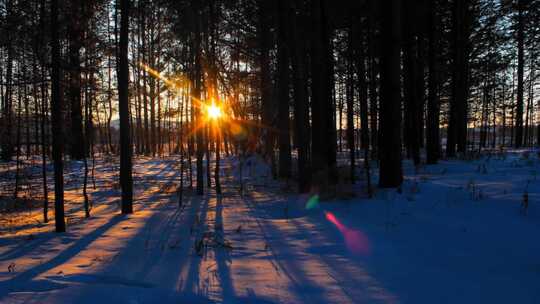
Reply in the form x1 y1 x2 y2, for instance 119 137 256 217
0 151 539 303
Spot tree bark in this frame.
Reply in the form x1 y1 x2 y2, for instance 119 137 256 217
289 0 311 192
378 0 403 188
402 2 421 165
515 0 525 148
68 1 85 160
447 0 470 156
192 0 204 195
258 0 274 164
1 0 14 161
426 0 440 164
51 0 66 232
368 0 379 159
311 0 328 190
277 0 291 179
118 0 133 214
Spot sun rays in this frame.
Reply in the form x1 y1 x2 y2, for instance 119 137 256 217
138 61 281 145
206 103 222 120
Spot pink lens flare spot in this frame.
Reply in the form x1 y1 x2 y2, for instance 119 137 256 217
325 211 371 256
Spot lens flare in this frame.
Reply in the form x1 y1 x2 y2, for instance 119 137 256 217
206 103 222 120
230 121 247 140
325 211 371 255
306 195 320 210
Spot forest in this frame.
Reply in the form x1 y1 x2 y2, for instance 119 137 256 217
0 0 539 303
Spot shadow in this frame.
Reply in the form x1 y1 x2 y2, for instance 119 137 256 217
285 214 395 303
214 195 236 301
177 193 210 295
1 172 214 301
243 189 398 304
0 233 57 262
250 196 308 220
241 192 324 303
44 273 155 288
229 296 281 304
74 188 203 292
0 214 127 299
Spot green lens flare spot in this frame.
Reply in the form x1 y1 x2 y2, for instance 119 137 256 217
306 195 320 210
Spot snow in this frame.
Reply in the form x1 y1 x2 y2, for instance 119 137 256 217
0 151 539 303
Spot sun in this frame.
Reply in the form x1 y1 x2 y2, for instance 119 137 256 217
206 103 222 120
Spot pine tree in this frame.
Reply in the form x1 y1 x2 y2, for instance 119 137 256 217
118 0 133 214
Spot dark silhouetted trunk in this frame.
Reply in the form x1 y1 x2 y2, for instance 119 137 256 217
193 0 204 195
348 26 358 183
426 0 440 164
368 0 379 159
311 0 328 189
118 0 133 214
51 0 66 232
1 0 14 161
277 0 291 179
289 0 311 192
378 0 403 188
515 0 524 148
322 1 337 184
402 2 421 165
68 2 85 160
447 0 470 156
215 127 222 194
310 0 336 192
258 0 274 163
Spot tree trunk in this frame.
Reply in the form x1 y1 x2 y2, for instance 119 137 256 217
368 0 379 159
118 0 133 214
215 126 222 194
68 1 85 160
310 0 336 192
426 0 440 164
41 61 49 223
515 0 525 148
347 26 358 183
322 1 337 184
289 0 311 192
51 0 66 232
277 0 291 179
258 0 274 164
311 0 328 190
192 0 204 196
378 0 403 188
447 0 470 156
1 0 14 162
402 2 421 165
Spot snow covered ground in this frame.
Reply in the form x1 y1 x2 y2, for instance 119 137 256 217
0 151 539 303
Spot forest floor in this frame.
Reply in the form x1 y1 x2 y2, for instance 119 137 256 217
0 151 539 303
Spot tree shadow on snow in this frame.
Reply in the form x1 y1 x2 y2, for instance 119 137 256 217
0 214 127 300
